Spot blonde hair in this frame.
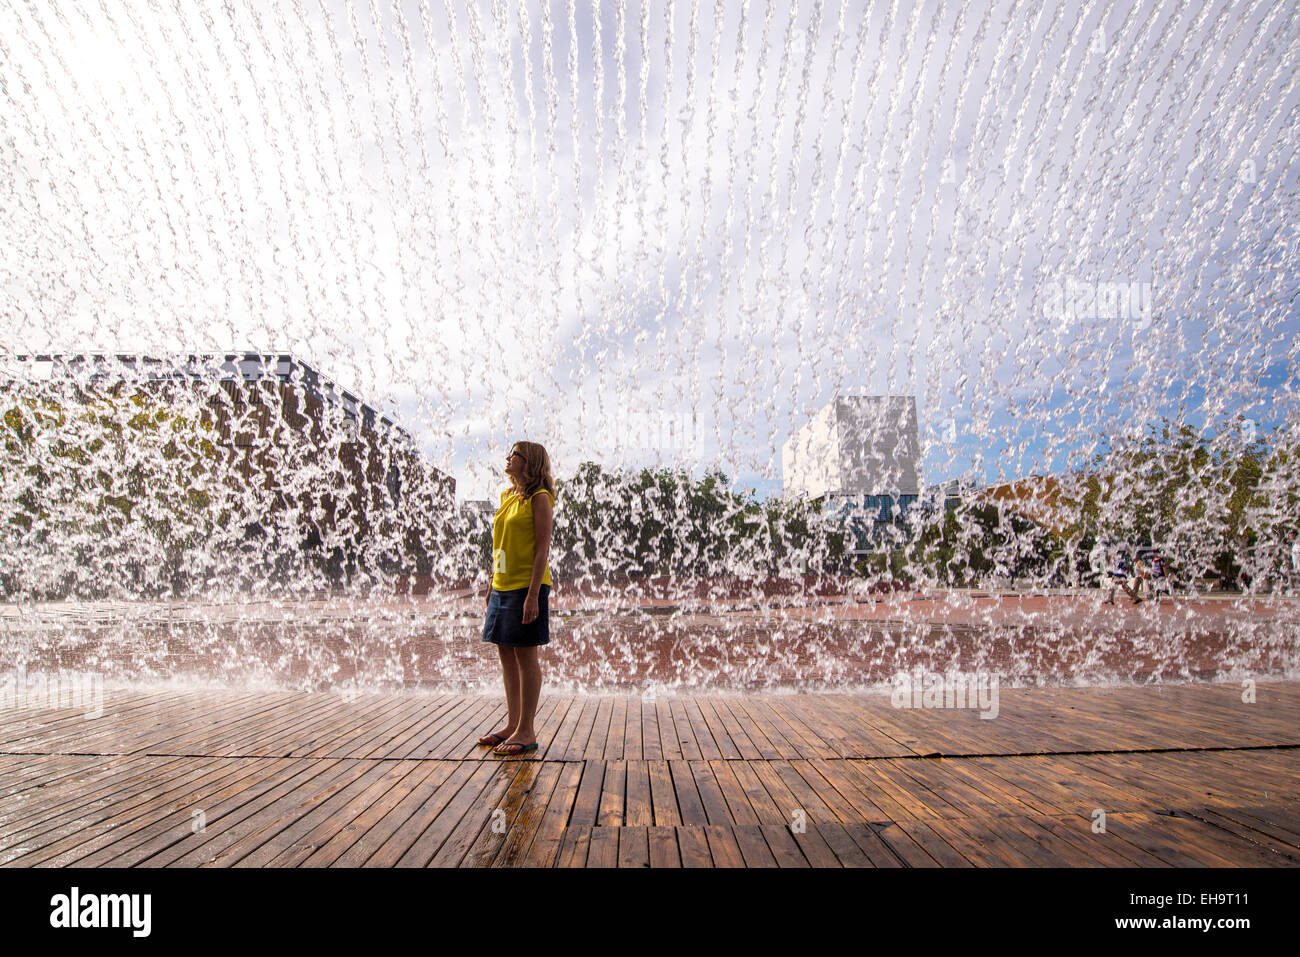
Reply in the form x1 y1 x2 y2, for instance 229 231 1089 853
510 440 555 502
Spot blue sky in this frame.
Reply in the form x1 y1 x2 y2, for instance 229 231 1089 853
1 0 1297 501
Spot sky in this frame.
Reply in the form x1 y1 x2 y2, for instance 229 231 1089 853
1 0 1297 501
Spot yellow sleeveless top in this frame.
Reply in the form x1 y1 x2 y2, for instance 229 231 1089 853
491 487 553 591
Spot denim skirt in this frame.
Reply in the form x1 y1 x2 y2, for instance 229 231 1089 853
482 584 551 647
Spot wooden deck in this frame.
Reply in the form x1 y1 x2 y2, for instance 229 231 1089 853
1 683 1298 867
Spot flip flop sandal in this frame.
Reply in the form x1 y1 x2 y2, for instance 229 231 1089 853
493 742 539 756
478 733 509 746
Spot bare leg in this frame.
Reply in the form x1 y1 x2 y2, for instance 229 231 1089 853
498 645 542 750
482 645 520 742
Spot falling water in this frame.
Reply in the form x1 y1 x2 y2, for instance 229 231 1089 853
1 0 1298 695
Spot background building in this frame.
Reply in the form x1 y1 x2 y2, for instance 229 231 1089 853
782 395 921 552
1 353 458 596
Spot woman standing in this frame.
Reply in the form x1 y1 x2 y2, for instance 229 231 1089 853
477 441 554 756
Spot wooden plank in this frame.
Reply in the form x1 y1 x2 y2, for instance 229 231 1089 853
215 759 412 868
655 700 682 760
261 694 413 756
325 762 459 867
460 762 543 868
428 763 526 867
730 761 797 831
706 697 766 759
761 823 810 867
543 695 587 762
727 759 786 824
623 695 644 760
973 814 1086 866
0 689 176 744
606 697 627 761
596 760 626 826
298 760 447 867
938 752 1074 817
416 697 506 759
668 699 703 759
1097 810 1242 867
239 759 418 867
555 825 591 868
522 762 585 867
617 825 650 868
731 825 779 868
795 821 861 867
647 826 680 867
15 690 273 756
167 758 357 867
0 755 203 844
786 759 895 825
751 699 834 759
640 699 662 760
647 759 681 826
585 825 619 867
624 759 654 826
333 694 457 760
839 760 954 821
889 820 972 867
702 824 745 867
885 757 1016 819
694 699 740 757
490 762 563 867
361 762 483 867
96 693 305 756
1191 807 1300 862
388 695 489 759
998 811 1154 868
726 698 801 759
1031 812 1171 867
395 761 513 867
919 815 1039 866
688 761 736 826
75 757 307 868
839 822 907 867
783 696 862 757
676 825 713 867
559 697 599 763
583 697 614 761
682 699 724 760
669 760 709 826
2 756 248 865
816 695 917 757
360 694 458 759
6 757 252 866
5 683 1300 868
708 759 762 826
1209 804 1300 848
870 822 939 867
567 760 605 828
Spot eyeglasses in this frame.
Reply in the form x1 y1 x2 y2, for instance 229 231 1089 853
507 451 521 459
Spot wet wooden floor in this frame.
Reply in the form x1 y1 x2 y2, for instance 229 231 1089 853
1 683 1298 867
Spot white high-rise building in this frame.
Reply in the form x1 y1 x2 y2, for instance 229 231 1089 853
783 396 921 551
783 395 920 501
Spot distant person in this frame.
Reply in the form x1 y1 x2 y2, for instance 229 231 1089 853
1125 549 1144 604
1103 548 1140 605
1149 550 1169 601
477 441 555 757
1089 540 1107 590
1133 552 1151 601
1290 530 1300 594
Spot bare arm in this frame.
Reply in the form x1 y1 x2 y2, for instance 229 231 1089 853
522 491 553 624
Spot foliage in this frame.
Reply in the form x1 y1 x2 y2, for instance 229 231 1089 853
550 461 846 583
